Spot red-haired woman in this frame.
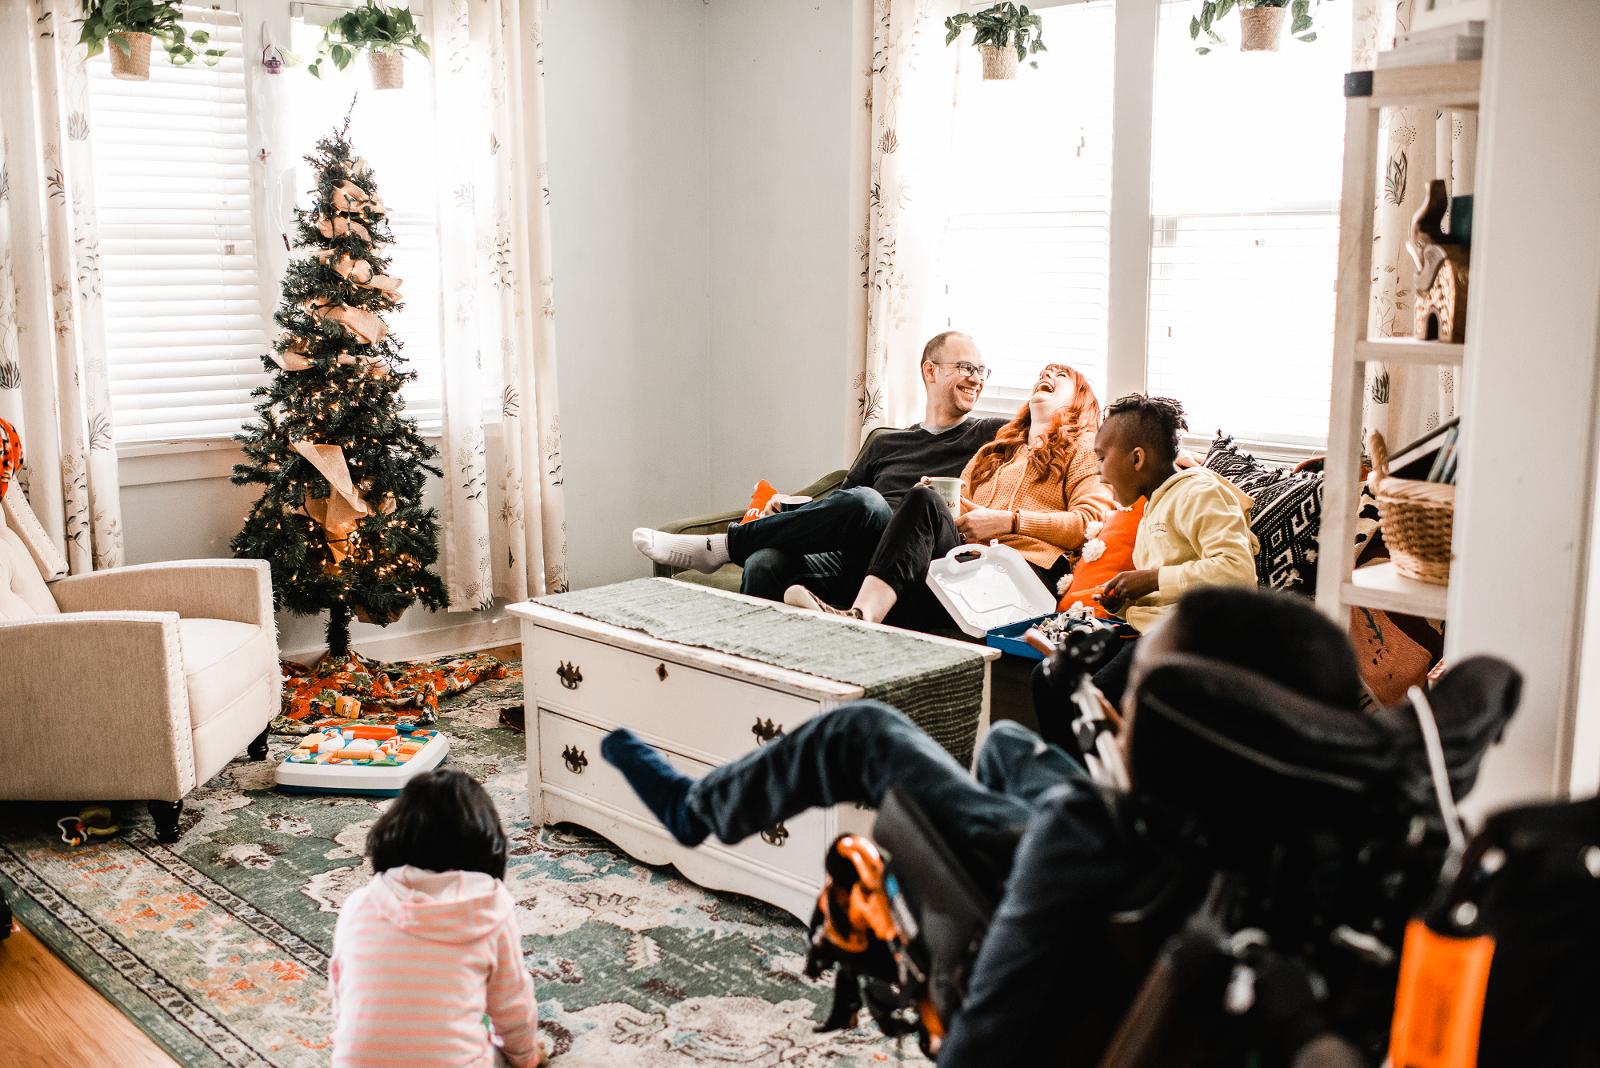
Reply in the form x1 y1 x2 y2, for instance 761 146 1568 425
786 364 1114 631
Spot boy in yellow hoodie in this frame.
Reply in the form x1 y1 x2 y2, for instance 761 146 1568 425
1086 394 1258 705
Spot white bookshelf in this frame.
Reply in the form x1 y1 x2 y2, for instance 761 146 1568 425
1314 61 1480 623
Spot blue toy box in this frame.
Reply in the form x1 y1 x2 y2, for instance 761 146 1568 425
925 542 1064 661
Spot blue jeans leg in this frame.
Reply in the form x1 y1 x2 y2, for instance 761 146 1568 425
973 720 1089 804
686 701 1033 847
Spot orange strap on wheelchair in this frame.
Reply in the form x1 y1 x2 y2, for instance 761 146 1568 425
1388 918 1495 1068
818 836 898 952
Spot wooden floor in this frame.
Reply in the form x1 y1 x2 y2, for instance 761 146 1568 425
0 918 180 1068
0 642 523 1068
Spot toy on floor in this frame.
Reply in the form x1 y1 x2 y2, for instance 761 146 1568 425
274 723 450 797
57 804 121 847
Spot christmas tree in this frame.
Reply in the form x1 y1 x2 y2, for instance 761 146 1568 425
232 115 447 657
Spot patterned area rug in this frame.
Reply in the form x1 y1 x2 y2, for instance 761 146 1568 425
0 662 930 1068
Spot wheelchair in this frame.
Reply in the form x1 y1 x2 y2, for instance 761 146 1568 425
802 619 1522 1067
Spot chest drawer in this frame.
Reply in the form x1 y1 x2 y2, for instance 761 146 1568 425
537 710 826 882
527 625 823 765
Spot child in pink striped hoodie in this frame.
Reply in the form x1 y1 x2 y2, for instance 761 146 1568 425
331 769 545 1068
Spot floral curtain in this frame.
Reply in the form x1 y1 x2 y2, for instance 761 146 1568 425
0 0 122 574
428 0 567 610
1354 0 1476 451
845 0 962 448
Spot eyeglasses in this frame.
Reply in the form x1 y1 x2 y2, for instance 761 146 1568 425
931 361 992 381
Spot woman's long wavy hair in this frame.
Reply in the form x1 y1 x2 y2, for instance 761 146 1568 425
967 364 1101 489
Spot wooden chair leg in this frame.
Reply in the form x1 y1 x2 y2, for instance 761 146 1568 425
147 799 183 844
247 727 270 761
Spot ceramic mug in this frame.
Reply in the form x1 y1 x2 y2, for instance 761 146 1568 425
926 477 962 519
776 495 813 512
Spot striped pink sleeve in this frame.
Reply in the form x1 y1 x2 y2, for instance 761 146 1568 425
485 907 540 1067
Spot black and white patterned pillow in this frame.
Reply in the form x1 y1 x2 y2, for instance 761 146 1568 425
1199 435 1317 592
1200 435 1382 594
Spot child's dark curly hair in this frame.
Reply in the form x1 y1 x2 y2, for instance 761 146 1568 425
1104 394 1188 462
366 768 508 879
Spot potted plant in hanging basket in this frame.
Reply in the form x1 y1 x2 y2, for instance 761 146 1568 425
1191 0 1320 54
77 0 227 81
944 3 1047 81
307 0 430 92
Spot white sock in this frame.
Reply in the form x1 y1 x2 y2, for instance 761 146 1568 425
633 529 730 574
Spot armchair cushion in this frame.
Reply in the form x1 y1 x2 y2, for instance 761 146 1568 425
0 522 59 619
179 617 277 729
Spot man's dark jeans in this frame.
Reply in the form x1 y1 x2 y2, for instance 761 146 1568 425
726 487 891 604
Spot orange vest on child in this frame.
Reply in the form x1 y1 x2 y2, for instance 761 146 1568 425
1056 497 1145 618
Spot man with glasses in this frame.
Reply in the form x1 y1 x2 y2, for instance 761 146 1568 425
634 331 1007 604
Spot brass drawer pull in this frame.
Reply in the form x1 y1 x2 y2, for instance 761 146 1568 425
562 745 588 774
657 662 669 681
752 718 784 745
760 822 789 847
557 661 583 690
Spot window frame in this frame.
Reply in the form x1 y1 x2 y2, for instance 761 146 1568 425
964 0 1342 456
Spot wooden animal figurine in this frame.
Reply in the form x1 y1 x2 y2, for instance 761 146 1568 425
1407 179 1471 343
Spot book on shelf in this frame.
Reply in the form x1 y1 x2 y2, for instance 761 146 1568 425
1376 36 1483 69
1425 426 1460 483
1384 416 1460 479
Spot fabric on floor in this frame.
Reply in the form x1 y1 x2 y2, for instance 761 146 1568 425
0 661 929 1068
538 578 986 767
273 650 508 733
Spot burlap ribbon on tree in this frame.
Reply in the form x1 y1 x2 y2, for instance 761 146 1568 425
316 249 403 302
302 298 388 345
314 181 389 246
271 333 314 372
290 440 396 562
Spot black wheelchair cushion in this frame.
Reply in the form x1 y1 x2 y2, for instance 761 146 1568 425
1126 652 1522 842
1128 653 1394 835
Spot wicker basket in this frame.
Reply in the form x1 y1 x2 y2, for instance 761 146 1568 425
368 50 404 91
1239 6 1288 52
980 43 1019 80
110 31 153 81
1368 431 1455 586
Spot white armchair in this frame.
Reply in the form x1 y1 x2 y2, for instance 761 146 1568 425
0 490 281 842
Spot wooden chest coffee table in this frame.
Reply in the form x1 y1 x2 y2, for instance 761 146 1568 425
509 582 997 920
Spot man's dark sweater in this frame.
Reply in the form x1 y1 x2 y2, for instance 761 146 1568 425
844 417 1009 509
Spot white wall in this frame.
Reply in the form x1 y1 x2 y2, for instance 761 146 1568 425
705 0 856 505
545 0 857 588
117 0 859 658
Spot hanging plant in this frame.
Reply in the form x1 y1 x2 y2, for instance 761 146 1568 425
306 0 430 92
77 0 227 81
1191 0 1320 54
944 3 1047 81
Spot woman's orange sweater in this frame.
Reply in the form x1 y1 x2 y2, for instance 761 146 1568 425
960 438 1115 568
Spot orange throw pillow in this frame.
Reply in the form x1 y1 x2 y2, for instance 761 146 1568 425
1057 497 1145 617
742 480 779 523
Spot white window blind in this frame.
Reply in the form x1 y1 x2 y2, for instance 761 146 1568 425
1145 0 1352 446
287 19 443 431
944 2 1116 407
89 7 269 444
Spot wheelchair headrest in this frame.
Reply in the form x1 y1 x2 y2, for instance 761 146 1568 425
1125 652 1522 840
1127 653 1391 835
1369 655 1521 807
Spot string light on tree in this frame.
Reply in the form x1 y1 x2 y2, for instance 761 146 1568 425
230 109 446 659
